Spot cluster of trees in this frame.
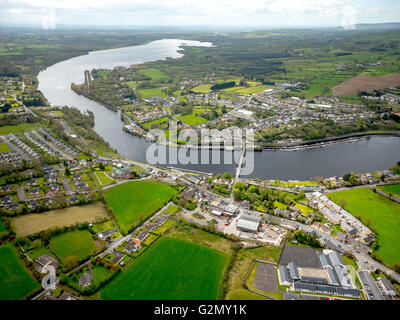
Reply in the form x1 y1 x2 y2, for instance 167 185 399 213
343 172 360 186
292 231 323 248
172 194 197 211
232 181 305 213
210 81 235 91
22 93 46 107
0 158 43 179
0 113 37 127
170 104 193 115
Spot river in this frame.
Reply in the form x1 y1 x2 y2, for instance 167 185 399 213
37 39 400 180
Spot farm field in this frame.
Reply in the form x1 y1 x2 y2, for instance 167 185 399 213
100 237 228 299
377 184 400 197
49 229 97 262
177 110 209 126
333 73 400 96
191 83 213 93
141 117 169 130
0 123 41 135
11 203 109 237
103 180 177 233
136 88 167 98
138 68 170 81
328 187 400 266
177 107 224 126
0 245 39 300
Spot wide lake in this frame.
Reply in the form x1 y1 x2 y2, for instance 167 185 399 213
38 39 400 180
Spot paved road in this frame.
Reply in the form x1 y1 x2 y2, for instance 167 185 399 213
358 270 384 300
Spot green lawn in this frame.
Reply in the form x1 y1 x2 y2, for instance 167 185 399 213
0 123 41 135
91 265 113 286
0 143 12 153
49 230 97 262
0 245 39 300
328 187 400 266
136 88 167 98
377 184 400 197
104 180 177 233
101 237 228 299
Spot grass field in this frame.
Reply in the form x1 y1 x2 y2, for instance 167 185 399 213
136 88 167 98
138 68 170 81
0 143 12 153
177 110 209 126
104 180 177 233
226 289 269 300
231 85 272 95
328 187 400 266
176 107 223 126
0 245 39 299
0 219 5 233
141 117 170 130
93 171 115 186
101 237 228 300
11 203 109 237
377 184 400 197
0 123 41 135
49 229 97 262
191 83 213 93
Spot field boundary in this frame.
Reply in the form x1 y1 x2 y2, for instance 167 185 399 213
243 259 278 300
374 187 400 204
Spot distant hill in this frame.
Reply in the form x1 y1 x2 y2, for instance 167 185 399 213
352 23 400 30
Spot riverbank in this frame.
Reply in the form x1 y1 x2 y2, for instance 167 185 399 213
261 130 400 151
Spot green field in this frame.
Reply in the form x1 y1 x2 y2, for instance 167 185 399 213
104 180 177 233
49 229 97 262
138 68 170 81
0 245 39 299
223 85 272 95
141 117 170 130
137 88 167 98
0 123 41 135
177 110 209 126
328 187 400 266
377 184 400 197
191 83 213 93
0 219 5 232
101 237 228 299
226 289 269 300
0 143 12 153
177 107 223 126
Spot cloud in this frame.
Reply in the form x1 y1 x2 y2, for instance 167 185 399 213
41 8 56 30
0 0 398 27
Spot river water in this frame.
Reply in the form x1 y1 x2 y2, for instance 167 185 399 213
37 39 400 180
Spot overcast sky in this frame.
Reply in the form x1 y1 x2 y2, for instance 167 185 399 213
1 0 400 29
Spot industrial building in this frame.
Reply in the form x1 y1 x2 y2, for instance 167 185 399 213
236 214 261 233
